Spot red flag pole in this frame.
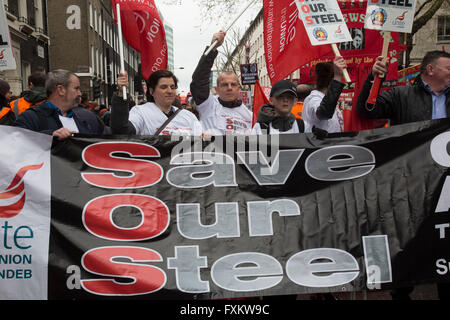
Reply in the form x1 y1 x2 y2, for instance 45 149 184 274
367 31 391 104
115 3 128 100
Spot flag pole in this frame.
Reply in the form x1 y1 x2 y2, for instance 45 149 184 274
204 0 257 56
367 31 391 104
331 43 351 83
116 3 127 100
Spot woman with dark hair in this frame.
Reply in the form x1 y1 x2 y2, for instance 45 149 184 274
0 79 14 125
302 56 347 133
111 70 202 136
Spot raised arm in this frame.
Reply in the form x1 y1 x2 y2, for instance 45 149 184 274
356 56 394 119
190 31 226 105
315 56 346 120
111 72 136 135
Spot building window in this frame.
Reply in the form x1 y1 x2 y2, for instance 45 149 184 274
89 3 93 27
96 49 99 76
91 45 95 73
26 0 36 26
7 0 19 17
94 9 98 33
438 16 450 42
99 12 102 37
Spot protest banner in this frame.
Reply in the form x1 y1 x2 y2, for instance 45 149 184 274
295 0 353 82
364 0 417 103
0 4 16 71
397 63 420 85
263 0 333 85
1 120 450 299
240 63 259 85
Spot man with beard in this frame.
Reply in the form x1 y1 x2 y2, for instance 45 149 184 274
14 69 108 139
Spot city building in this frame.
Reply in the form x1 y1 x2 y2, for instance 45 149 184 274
47 0 140 106
1 0 50 96
408 0 450 65
164 20 174 72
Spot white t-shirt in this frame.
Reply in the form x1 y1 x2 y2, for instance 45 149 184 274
251 121 301 135
302 90 344 133
129 102 203 136
196 94 253 135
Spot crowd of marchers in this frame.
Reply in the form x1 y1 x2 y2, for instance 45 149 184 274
0 30 449 300
1 30 449 141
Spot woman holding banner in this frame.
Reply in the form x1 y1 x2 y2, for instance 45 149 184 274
302 56 347 133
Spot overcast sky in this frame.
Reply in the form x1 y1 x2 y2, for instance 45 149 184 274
157 0 261 94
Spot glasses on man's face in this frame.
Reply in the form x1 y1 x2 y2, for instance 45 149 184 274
158 84 178 90
219 82 239 88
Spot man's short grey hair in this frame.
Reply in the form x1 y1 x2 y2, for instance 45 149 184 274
216 71 238 86
45 69 76 97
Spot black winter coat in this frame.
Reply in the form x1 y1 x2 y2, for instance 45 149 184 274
357 73 450 125
13 102 110 135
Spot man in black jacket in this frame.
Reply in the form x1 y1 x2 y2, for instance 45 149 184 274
14 69 109 139
357 50 450 300
357 50 450 125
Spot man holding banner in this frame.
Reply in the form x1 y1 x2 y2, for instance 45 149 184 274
357 50 450 125
190 31 253 135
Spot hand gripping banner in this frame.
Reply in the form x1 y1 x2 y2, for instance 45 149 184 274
1 119 450 299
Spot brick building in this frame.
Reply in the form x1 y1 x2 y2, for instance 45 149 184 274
1 0 50 96
47 0 141 106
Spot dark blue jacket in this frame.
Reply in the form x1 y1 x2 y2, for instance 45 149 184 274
13 102 110 135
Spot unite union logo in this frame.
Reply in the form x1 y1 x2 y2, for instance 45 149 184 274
393 10 408 27
0 163 43 218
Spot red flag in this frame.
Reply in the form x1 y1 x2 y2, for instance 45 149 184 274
345 63 374 132
252 80 270 126
111 0 168 79
263 0 333 85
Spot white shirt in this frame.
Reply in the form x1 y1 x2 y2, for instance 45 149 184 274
251 121 301 135
302 90 344 133
197 94 253 135
129 102 203 136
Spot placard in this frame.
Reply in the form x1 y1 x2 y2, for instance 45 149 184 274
0 4 16 70
240 63 259 85
364 0 417 33
295 0 352 46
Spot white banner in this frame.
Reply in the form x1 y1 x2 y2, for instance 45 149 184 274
0 4 16 70
0 127 52 299
364 0 417 33
295 0 352 46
